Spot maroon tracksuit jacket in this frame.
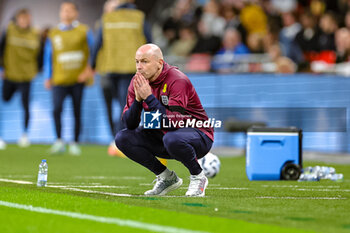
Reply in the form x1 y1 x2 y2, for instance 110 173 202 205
122 62 214 141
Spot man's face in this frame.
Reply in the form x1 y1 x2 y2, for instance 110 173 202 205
16 14 31 29
60 3 78 23
135 51 162 80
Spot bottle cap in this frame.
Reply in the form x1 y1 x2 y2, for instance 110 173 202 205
42 159 47 162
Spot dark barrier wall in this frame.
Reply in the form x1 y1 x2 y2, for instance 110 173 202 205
0 73 349 153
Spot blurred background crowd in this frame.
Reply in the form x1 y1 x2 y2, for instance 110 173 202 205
152 0 350 74
1 0 350 154
3 0 350 75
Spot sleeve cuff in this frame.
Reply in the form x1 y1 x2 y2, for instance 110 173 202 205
144 94 158 108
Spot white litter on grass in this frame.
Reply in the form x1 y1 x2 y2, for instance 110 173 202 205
256 196 347 200
0 200 208 233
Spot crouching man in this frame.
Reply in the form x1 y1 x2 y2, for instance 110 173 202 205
115 44 214 197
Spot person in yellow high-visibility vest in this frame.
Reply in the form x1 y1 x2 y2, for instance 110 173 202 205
90 0 152 157
43 2 94 155
0 8 41 148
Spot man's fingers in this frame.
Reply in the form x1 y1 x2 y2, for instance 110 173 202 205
135 77 142 87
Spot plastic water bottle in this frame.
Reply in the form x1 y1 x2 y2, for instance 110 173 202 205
37 159 48 187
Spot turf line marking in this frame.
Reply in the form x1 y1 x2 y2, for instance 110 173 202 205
0 178 33 184
57 187 133 197
256 196 346 200
0 178 183 198
48 185 128 189
74 176 145 180
296 189 350 192
0 200 208 233
261 185 341 188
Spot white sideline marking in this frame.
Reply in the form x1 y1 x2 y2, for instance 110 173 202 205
296 189 350 192
178 187 250 190
56 187 133 197
261 185 341 188
1 175 34 178
214 187 250 190
0 178 181 198
49 182 102 185
257 196 346 200
0 178 33 184
48 185 128 189
74 176 145 180
2 178 348 199
0 200 208 233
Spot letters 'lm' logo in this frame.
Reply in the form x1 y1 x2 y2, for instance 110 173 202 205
143 110 162 129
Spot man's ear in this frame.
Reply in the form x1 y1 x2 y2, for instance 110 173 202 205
158 59 164 70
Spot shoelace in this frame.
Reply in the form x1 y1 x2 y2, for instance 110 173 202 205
150 176 165 190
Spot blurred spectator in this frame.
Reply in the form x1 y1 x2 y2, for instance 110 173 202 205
270 0 297 13
279 11 303 64
38 27 51 71
247 33 264 53
345 10 350 29
222 4 247 43
200 0 226 37
43 2 94 155
94 0 119 73
310 0 326 17
162 0 196 49
240 2 267 35
90 0 151 156
335 27 350 63
168 24 197 57
186 15 221 72
295 10 320 70
0 8 41 148
318 12 338 51
211 28 250 73
260 43 297 74
315 12 338 64
275 56 297 73
295 11 320 58
190 17 221 55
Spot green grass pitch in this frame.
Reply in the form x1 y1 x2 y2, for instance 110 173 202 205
0 145 349 233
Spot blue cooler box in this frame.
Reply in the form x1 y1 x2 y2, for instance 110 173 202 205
246 127 302 180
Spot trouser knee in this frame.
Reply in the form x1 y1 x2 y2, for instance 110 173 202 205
163 134 184 154
115 129 133 150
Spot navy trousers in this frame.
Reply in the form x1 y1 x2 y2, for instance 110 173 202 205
100 73 133 137
52 83 84 142
2 79 31 132
115 127 213 175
